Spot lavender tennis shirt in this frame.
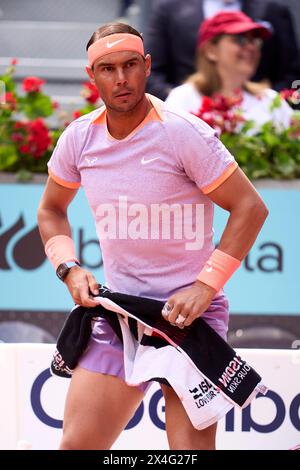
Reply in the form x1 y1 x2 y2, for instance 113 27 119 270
48 94 237 333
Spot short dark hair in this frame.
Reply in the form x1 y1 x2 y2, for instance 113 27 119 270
86 22 143 51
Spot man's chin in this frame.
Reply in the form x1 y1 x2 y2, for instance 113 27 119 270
107 91 145 113
113 103 136 113
111 99 139 113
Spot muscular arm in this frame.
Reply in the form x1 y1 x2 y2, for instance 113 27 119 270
38 177 78 243
38 177 100 306
166 168 268 327
208 167 269 260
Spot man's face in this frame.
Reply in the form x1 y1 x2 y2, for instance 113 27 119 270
87 50 151 113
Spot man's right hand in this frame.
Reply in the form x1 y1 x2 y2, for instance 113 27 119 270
64 266 101 307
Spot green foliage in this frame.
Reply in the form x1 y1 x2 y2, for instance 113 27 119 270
19 92 54 119
0 61 100 180
1 61 300 181
220 113 300 179
196 91 300 180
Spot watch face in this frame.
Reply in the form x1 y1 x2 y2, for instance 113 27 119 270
56 262 79 281
56 263 69 280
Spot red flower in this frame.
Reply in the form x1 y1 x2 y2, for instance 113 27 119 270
14 121 24 130
22 76 45 93
10 58 18 66
200 96 213 113
81 82 100 104
194 90 245 134
280 88 300 106
280 89 295 100
1 92 17 110
73 110 83 120
11 132 24 143
28 119 52 158
14 119 52 158
19 144 30 153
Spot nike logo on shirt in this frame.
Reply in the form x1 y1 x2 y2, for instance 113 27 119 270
85 157 98 166
107 39 125 48
205 261 213 273
141 157 160 165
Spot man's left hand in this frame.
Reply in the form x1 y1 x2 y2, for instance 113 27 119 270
162 281 216 328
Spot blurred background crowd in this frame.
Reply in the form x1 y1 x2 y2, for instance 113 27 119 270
1 0 299 119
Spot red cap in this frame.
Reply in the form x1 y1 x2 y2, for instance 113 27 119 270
198 11 272 47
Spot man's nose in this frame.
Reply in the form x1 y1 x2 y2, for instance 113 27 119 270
116 68 127 85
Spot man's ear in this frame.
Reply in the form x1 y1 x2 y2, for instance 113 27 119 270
86 66 95 83
144 54 151 78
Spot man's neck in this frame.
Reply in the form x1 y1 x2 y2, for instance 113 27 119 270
106 95 151 140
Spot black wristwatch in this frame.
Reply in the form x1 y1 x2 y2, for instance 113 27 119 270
56 261 80 282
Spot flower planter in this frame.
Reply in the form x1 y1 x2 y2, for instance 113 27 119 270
0 171 47 184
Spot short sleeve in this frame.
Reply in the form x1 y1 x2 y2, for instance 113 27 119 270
47 124 81 189
171 113 238 194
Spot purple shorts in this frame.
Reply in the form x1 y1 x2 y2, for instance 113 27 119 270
78 317 152 393
78 294 229 391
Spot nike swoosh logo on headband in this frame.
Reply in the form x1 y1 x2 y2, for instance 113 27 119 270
107 39 125 48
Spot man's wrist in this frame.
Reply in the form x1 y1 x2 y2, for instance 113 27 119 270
193 279 217 295
56 261 81 282
197 249 241 292
45 235 79 271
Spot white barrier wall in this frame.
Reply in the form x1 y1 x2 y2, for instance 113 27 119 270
0 344 299 450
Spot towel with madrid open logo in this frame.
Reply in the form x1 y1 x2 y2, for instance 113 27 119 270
51 286 267 430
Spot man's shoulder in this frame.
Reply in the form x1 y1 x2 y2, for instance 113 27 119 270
73 106 104 125
55 107 105 150
65 106 105 133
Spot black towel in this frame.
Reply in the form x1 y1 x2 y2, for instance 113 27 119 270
51 286 263 407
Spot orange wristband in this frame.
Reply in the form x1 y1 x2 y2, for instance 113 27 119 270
45 235 79 270
197 249 241 292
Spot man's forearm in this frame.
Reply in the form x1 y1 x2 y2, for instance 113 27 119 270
217 200 268 261
38 207 72 245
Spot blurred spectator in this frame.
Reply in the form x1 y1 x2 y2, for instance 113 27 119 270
118 0 134 19
145 0 300 100
165 12 293 130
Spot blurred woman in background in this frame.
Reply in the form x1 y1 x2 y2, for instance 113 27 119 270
165 11 293 130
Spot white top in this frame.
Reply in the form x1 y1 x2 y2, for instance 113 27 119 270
165 82 293 132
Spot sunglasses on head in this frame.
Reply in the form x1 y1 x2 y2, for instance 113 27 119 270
229 33 263 48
